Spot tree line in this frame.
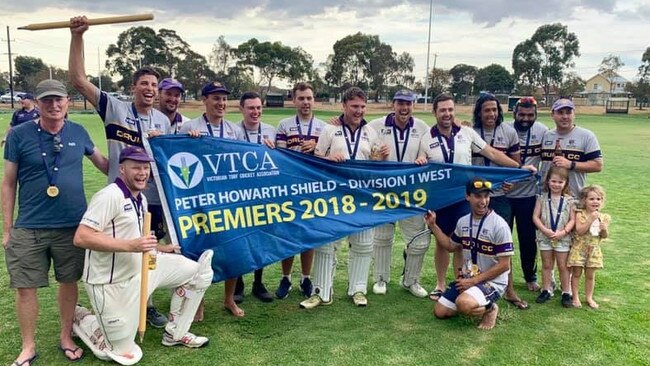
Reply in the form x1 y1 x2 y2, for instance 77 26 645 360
2 23 649 104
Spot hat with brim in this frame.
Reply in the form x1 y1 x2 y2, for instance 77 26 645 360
119 146 154 163
551 98 575 112
393 89 416 102
201 81 230 96
159 78 185 93
19 93 35 101
35 79 68 100
466 177 494 195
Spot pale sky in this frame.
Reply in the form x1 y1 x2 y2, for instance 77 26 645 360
0 0 647 87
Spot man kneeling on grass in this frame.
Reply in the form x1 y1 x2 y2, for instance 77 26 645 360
424 177 513 330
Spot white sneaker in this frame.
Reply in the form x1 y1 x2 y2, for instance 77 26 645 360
405 282 428 298
352 292 368 307
162 331 209 348
300 295 332 309
372 281 387 295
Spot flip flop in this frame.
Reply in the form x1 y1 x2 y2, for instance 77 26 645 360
428 289 443 302
12 353 38 366
505 298 530 310
58 345 84 362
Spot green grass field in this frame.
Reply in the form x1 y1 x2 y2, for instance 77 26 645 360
1 108 649 366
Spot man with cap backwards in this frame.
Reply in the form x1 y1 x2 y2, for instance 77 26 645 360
416 93 536 302
540 98 603 198
2 79 108 365
180 81 245 319
505 97 548 294
157 78 189 133
273 82 325 300
73 146 213 365
300 86 386 309
424 177 514 330
367 89 431 298
470 94 530 309
69 15 172 328
232 91 277 304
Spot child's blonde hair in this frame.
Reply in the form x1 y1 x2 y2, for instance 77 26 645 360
542 166 571 196
577 185 606 209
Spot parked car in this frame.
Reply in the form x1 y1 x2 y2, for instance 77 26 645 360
0 92 24 103
107 92 131 101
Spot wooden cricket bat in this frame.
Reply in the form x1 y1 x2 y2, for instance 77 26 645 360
18 14 154 31
137 212 153 343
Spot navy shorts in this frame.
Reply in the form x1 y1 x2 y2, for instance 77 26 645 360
439 280 501 311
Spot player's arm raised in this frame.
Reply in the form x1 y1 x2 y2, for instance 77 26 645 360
68 15 99 107
74 224 158 253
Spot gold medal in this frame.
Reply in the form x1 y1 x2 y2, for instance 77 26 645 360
471 264 480 277
46 186 59 197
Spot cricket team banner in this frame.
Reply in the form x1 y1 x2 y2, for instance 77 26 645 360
149 135 533 282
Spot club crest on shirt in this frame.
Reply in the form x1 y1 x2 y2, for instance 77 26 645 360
335 131 343 136
125 117 138 126
123 203 133 212
430 141 440 149
289 126 299 132
382 129 392 135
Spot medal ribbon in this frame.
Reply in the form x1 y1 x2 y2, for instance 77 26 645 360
432 126 455 163
37 121 65 191
243 123 262 144
130 103 149 147
548 192 564 232
203 114 224 137
468 211 490 265
390 114 411 162
342 123 362 160
480 126 496 166
295 115 314 142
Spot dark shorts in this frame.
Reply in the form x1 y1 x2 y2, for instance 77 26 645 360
5 227 85 288
148 204 167 241
436 200 470 235
439 280 501 310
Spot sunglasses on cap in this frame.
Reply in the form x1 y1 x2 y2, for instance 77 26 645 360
516 97 537 106
473 180 492 189
53 134 62 154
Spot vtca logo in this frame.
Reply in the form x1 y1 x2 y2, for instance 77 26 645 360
167 153 204 189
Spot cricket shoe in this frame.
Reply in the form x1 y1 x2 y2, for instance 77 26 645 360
300 277 313 298
275 277 292 299
372 281 387 295
401 281 428 298
300 295 332 309
147 306 168 328
352 292 368 307
162 331 209 348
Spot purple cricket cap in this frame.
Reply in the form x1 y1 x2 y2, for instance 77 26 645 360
159 78 185 93
201 81 230 96
393 89 416 102
551 98 575 112
19 93 35 100
119 146 154 163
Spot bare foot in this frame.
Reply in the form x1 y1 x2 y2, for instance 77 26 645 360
224 301 245 317
572 300 582 308
586 299 599 309
194 299 205 322
478 303 498 330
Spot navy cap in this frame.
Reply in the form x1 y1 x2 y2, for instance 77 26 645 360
466 177 494 195
201 81 230 96
159 78 185 93
393 89 416 102
119 146 154 163
19 93 35 100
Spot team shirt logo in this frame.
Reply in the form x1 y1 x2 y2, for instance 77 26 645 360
168 152 204 190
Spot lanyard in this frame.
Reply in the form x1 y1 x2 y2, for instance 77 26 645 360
520 128 532 164
37 121 65 189
171 113 183 134
468 211 489 265
203 114 224 138
433 126 455 163
548 192 565 232
244 123 262 144
389 114 411 162
342 123 362 160
480 126 495 166
295 115 314 141
130 103 149 146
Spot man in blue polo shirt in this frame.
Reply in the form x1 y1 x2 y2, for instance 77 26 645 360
3 79 108 365
1 93 40 148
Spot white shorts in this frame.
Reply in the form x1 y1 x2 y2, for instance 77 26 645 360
537 238 571 253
